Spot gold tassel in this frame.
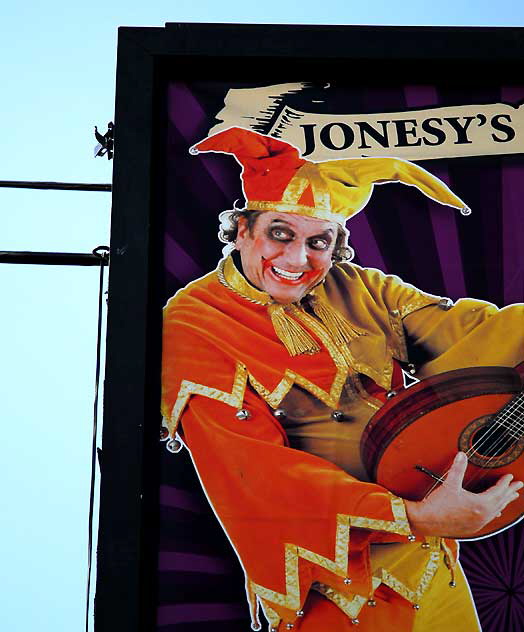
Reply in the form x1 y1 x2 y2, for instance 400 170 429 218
309 296 365 347
268 304 320 356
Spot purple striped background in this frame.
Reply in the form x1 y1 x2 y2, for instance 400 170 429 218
159 80 524 631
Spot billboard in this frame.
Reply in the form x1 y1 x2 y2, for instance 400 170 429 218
98 24 524 632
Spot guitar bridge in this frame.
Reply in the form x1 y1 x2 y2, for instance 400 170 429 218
415 465 445 484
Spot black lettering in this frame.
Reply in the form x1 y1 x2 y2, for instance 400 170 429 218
421 118 446 146
355 120 390 149
393 119 422 147
444 116 476 144
301 124 317 157
491 114 516 143
477 114 487 126
319 122 355 151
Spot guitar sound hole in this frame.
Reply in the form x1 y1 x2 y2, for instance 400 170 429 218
471 423 516 457
459 414 524 469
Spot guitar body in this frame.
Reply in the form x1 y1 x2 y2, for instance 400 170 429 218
360 366 524 539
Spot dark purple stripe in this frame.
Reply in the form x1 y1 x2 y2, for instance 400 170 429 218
164 234 205 284
157 603 247 626
500 86 524 104
403 85 466 298
501 163 524 304
403 85 438 108
484 536 508 579
427 167 467 299
499 82 524 305
159 484 205 513
348 212 386 271
199 154 244 204
168 82 240 201
168 82 208 146
158 551 234 574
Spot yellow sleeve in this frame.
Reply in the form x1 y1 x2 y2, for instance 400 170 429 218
403 299 524 375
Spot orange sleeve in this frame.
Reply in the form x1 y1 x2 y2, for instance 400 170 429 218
176 363 413 622
162 294 415 626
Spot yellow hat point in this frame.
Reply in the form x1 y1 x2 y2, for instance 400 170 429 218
192 127 470 223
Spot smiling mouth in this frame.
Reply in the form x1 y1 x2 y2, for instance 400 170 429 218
271 266 305 281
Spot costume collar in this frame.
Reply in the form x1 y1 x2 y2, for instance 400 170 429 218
219 254 326 306
217 255 393 390
219 255 273 305
218 254 371 359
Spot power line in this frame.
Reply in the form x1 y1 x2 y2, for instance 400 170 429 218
0 251 109 266
0 180 111 192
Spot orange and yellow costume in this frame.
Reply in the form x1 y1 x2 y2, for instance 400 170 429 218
161 255 523 631
161 127 523 630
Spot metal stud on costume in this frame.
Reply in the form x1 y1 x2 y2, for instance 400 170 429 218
166 438 183 453
236 408 251 420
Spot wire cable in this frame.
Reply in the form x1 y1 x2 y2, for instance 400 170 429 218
86 246 110 632
0 180 111 192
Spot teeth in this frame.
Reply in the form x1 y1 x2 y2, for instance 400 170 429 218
272 266 304 280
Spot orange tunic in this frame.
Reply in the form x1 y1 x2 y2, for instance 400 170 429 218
161 256 523 631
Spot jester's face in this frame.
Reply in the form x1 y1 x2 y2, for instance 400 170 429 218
235 211 338 304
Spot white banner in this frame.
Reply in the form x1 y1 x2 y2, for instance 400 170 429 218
210 83 524 161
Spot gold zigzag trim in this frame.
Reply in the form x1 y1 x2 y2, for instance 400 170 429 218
350 495 410 532
312 577 382 618
168 362 249 435
259 306 351 407
249 497 412 613
374 550 441 605
311 543 441 622
170 362 383 433
169 354 349 436
248 366 347 410
166 363 440 623
168 360 348 436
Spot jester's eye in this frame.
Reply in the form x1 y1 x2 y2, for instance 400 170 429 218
269 227 293 241
308 237 330 250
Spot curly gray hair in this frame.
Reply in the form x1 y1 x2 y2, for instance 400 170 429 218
218 208 354 263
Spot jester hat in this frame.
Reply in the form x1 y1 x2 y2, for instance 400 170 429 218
190 126 470 222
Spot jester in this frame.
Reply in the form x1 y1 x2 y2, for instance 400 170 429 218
161 126 524 631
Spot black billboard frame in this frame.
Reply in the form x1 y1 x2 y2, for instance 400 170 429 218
98 23 524 632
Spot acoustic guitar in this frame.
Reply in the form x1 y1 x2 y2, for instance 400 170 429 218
360 366 524 539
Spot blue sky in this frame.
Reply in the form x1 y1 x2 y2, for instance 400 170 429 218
1 2 523 631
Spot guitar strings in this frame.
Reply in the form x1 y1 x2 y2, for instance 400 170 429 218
421 395 524 498
461 395 524 460
450 400 523 492
458 398 524 480
467 398 524 464
466 399 524 478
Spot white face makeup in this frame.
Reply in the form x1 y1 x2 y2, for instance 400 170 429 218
235 212 338 304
